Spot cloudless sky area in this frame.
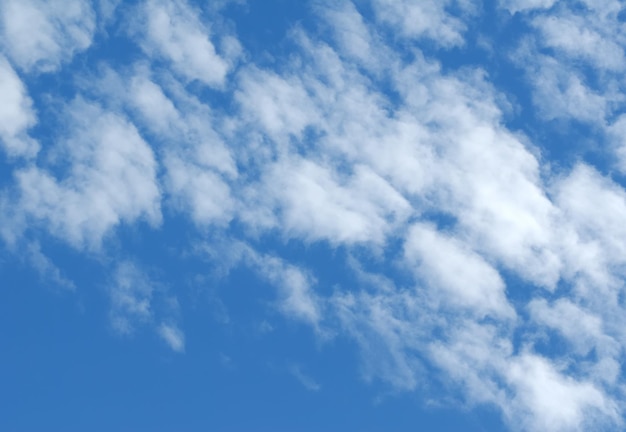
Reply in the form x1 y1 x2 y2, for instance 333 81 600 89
2 0 626 431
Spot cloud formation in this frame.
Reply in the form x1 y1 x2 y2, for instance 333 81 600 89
0 56 38 157
0 0 95 72
3 0 626 430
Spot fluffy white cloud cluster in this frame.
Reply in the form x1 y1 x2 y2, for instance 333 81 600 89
131 0 234 87
503 0 626 170
6 99 161 249
2 0 626 430
0 0 95 72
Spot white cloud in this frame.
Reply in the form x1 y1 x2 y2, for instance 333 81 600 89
607 114 626 172
503 0 626 170
368 0 472 47
233 32 559 288
332 290 427 391
319 1 390 72
7 0 626 429
433 328 620 430
200 240 323 328
528 298 614 358
499 0 558 13
249 157 410 245
403 69 561 287
158 322 185 352
134 0 231 87
97 0 122 26
165 155 234 226
425 319 621 431
506 354 619 431
428 320 513 407
235 66 321 140
224 17 626 427
237 31 561 285
25 241 76 291
9 98 161 249
0 0 95 72
404 223 515 319
245 248 322 328
532 14 626 72
109 262 185 353
83 66 237 227
289 364 321 391
0 56 38 157
109 261 153 335
553 164 626 289
221 8 626 429
129 75 181 134
127 71 237 176
127 72 237 226
520 53 611 123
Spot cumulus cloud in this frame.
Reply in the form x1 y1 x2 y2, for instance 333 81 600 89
133 0 232 87
554 164 626 290
249 157 410 245
505 354 619 431
532 14 625 72
368 0 474 47
404 223 514 319
79 65 237 227
504 0 626 171
528 298 611 358
0 0 95 72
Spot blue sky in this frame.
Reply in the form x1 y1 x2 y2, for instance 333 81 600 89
2 0 626 431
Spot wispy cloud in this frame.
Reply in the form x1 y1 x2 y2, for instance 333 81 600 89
108 261 184 353
109 261 153 335
0 56 38 158
289 364 321 392
157 322 185 353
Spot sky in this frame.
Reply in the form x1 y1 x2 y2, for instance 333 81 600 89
2 0 626 431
